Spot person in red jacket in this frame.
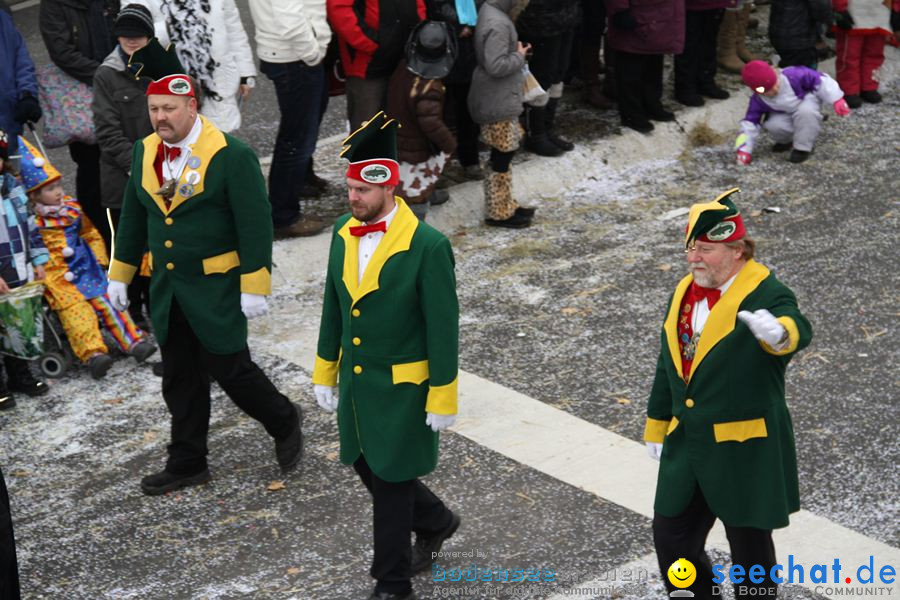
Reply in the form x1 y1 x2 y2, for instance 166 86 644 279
327 0 425 130
832 0 892 106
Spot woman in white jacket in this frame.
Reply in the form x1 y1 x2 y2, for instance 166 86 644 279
133 0 256 132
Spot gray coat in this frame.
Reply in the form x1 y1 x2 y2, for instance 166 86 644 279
91 47 153 209
467 0 525 125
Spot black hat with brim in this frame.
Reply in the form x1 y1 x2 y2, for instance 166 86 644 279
406 21 457 80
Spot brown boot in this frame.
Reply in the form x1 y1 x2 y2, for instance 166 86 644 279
717 10 745 74
274 216 327 239
736 4 762 63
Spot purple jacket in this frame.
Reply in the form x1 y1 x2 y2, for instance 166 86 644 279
743 66 839 125
606 0 686 55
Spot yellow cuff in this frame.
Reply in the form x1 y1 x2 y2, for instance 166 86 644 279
108 259 138 284
644 417 670 443
425 376 458 415
312 355 339 386
241 267 271 295
762 316 799 356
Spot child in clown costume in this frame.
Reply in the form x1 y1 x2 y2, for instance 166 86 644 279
18 138 157 379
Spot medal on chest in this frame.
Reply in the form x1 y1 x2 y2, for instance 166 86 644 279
679 302 700 361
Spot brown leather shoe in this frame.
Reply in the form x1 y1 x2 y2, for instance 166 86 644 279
274 217 327 239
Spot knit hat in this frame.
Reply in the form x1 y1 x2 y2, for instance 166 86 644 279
114 4 154 39
17 136 61 192
685 188 746 249
341 111 400 187
0 129 8 162
742 60 777 94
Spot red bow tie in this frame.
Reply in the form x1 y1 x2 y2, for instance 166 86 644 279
690 282 721 309
164 145 182 161
349 222 387 237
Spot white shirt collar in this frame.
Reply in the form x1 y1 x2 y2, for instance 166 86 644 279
718 272 738 294
165 116 202 150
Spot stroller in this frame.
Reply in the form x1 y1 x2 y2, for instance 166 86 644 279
0 281 68 377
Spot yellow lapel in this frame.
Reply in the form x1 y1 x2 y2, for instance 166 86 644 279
664 274 693 382
689 259 770 381
139 116 227 215
336 197 419 307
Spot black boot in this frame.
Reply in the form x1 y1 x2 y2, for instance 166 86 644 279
545 98 574 151
4 356 48 397
523 106 564 157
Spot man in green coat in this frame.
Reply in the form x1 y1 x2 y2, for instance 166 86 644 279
107 73 302 496
644 189 812 600
312 112 460 600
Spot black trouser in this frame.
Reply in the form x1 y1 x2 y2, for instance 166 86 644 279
674 9 725 95
68 141 110 250
776 46 818 69
1 356 35 388
108 208 151 321
160 300 296 475
653 486 778 600
445 81 480 168
353 456 453 595
0 468 21 600
346 76 389 131
520 29 576 90
614 51 664 122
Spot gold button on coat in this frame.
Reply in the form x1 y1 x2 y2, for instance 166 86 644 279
353 365 362 374
352 337 361 346
166 262 175 270
685 398 695 408
164 240 173 248
165 217 173 225
352 309 360 317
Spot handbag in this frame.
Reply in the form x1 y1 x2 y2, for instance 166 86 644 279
35 63 96 148
522 63 549 107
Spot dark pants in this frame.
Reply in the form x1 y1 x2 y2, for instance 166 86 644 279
68 141 110 250
259 59 327 228
445 81 480 168
0 468 20 600
615 51 664 122
675 9 725 95
521 29 576 90
109 208 151 322
653 487 778 600
346 76 389 131
1 356 35 388
776 46 818 69
159 300 296 475
353 456 453 595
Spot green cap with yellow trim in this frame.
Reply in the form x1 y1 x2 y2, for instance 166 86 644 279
685 188 746 249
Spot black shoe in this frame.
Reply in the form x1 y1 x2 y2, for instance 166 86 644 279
524 133 565 157
515 206 537 218
367 592 416 600
647 108 675 122
141 468 211 496
4 357 49 397
411 512 461 574
547 132 574 152
621 116 654 133
88 354 114 379
860 90 882 103
152 361 164 377
130 340 157 363
789 149 811 163
0 390 16 411
699 85 730 100
485 213 532 229
844 94 862 108
675 92 705 107
772 142 792 153
275 404 303 472
429 189 450 206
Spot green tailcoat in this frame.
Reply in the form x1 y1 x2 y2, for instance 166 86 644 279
312 199 459 482
109 117 273 354
644 260 812 530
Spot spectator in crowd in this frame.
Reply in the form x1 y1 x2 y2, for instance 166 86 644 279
427 0 485 181
516 0 580 156
132 0 257 133
1 6 42 160
0 465 20 599
39 0 116 248
328 0 425 130
469 0 535 228
832 0 892 107
767 0 832 68
718 2 762 73
574 0 615 110
92 4 155 328
674 0 733 107
247 0 331 238
606 0 684 133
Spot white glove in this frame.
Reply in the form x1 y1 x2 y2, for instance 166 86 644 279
646 442 663 461
314 384 338 412
737 309 786 348
241 293 268 319
425 412 456 432
107 280 129 312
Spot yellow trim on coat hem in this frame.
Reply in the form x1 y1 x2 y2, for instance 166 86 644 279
312 355 340 386
425 376 458 415
392 360 429 385
108 259 137 284
643 417 670 443
713 417 768 443
241 267 271 295
761 316 800 356
202 250 240 275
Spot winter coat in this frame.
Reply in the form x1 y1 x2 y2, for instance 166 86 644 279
247 0 331 66
516 0 581 39
426 0 484 84
92 47 153 210
327 0 426 79
468 0 526 124
387 59 457 164
769 0 833 51
39 0 118 86
0 173 49 289
605 0 686 55
1 11 39 149
132 0 256 133
832 0 891 32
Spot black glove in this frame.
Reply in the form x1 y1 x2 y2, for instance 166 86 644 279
13 94 42 124
834 10 855 30
611 9 638 31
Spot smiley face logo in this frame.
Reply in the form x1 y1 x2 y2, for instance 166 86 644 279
667 558 696 589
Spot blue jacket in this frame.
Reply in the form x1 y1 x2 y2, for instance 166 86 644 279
0 10 38 151
0 172 49 289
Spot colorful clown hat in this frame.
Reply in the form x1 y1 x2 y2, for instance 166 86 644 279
17 136 61 192
684 188 746 249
